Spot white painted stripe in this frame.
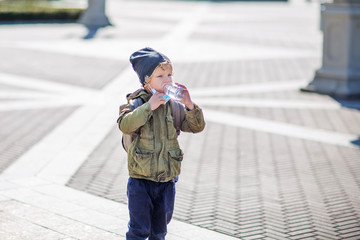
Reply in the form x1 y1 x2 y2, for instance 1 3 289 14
191 81 308 97
194 97 340 109
0 91 58 100
162 3 209 43
35 73 138 184
0 91 101 111
0 101 82 111
0 72 98 95
2 68 138 184
204 108 358 148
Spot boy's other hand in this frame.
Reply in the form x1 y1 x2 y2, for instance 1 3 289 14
149 92 166 110
176 83 195 110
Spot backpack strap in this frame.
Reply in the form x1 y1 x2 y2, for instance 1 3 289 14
119 89 145 114
129 97 144 135
129 97 144 111
121 97 145 152
170 100 185 135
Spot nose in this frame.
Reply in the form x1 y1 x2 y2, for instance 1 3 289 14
164 77 172 84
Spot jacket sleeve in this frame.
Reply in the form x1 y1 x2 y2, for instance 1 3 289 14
117 102 153 134
181 104 205 133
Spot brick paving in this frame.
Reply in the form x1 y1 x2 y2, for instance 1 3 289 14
174 58 320 88
68 124 360 239
1 0 360 239
0 107 78 173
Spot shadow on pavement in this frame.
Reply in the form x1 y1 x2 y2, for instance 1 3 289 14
333 97 360 110
83 26 100 40
351 138 360 147
81 23 113 39
332 98 360 148
333 98 360 148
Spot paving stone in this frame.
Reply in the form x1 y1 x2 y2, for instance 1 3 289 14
51 221 123 240
240 234 266 240
288 228 316 236
314 231 339 240
335 222 360 231
336 227 360 235
264 228 290 239
312 226 338 235
0 201 70 239
340 231 360 239
288 232 317 240
342 236 360 240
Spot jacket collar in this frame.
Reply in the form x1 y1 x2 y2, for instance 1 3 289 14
127 88 152 103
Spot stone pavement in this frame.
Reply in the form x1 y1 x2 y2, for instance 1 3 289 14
1 0 360 239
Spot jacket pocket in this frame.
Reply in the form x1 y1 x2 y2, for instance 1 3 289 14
133 150 153 177
168 149 184 177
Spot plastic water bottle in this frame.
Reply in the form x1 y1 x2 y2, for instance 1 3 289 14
164 83 185 101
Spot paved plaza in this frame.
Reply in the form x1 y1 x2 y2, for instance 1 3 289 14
1 0 360 239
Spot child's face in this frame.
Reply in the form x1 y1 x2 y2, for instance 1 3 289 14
147 63 173 93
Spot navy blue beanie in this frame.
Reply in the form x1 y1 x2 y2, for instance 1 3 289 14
129 47 171 86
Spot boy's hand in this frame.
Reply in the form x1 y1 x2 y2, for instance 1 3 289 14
148 92 166 110
176 83 195 110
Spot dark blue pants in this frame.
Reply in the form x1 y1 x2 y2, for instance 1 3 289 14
126 177 176 240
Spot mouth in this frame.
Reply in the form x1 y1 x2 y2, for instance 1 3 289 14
162 82 172 90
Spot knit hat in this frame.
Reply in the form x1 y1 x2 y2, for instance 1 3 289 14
129 47 171 86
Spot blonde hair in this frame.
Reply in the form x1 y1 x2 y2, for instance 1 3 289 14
158 61 173 72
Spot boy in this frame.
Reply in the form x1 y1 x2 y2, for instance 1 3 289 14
117 47 205 240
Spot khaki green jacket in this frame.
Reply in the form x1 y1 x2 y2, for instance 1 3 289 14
118 89 205 182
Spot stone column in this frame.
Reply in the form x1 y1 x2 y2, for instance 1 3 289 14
78 0 111 29
302 0 360 98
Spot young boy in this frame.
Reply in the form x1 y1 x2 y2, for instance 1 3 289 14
117 47 205 240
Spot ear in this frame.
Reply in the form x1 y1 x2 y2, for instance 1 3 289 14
144 75 151 84
144 83 152 93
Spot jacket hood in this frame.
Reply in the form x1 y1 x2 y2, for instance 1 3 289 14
127 88 151 103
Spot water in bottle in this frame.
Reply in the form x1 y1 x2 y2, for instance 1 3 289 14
164 83 185 101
